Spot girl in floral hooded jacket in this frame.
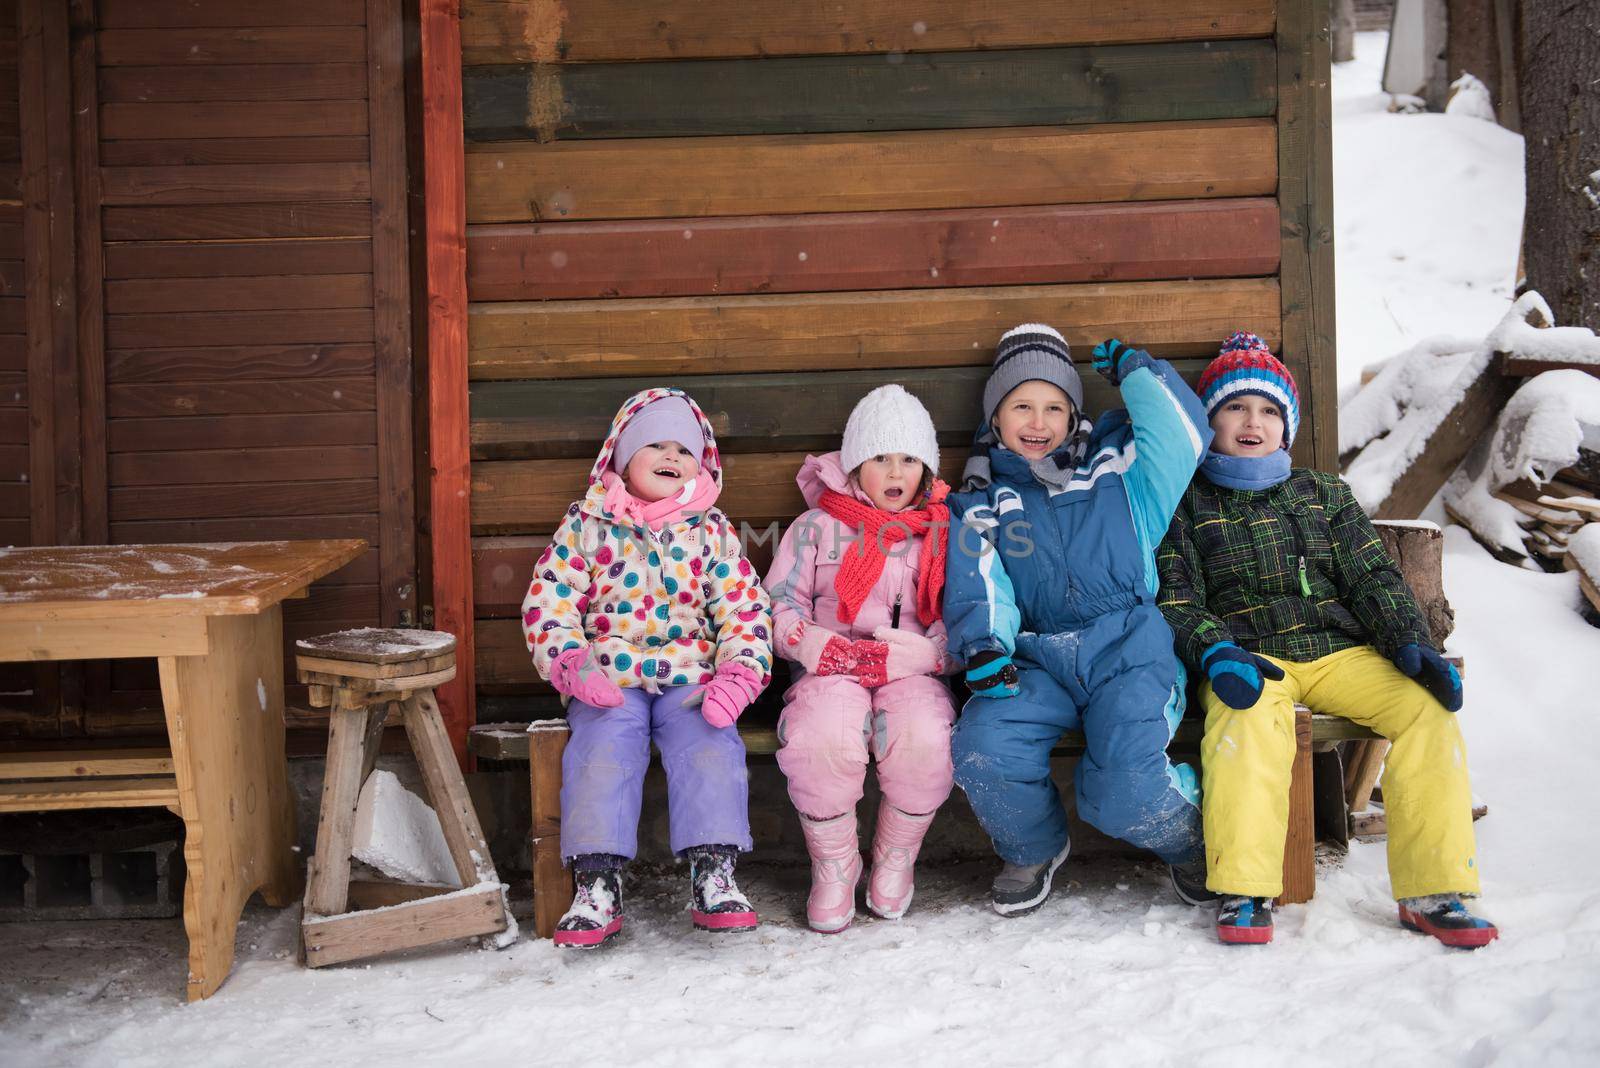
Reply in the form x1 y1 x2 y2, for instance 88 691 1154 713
522 387 773 948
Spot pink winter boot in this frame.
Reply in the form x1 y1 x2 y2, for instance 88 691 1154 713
867 805 936 920
798 811 863 934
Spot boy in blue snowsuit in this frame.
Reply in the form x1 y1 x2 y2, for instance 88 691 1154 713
946 324 1215 915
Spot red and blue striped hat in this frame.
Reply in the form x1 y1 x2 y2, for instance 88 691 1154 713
1196 332 1301 449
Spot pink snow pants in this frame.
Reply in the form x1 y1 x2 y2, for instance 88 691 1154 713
776 673 957 819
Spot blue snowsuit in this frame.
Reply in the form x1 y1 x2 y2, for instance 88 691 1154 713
946 358 1213 866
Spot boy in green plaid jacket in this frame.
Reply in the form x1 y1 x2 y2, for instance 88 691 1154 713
1155 334 1496 948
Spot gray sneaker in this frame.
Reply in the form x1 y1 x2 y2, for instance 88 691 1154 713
1170 859 1222 906
990 839 1072 916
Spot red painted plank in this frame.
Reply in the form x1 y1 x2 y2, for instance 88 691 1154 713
421 0 474 766
466 199 1280 301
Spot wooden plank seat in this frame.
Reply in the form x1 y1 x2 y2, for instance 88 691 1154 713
0 747 182 814
293 627 515 967
470 703 1380 938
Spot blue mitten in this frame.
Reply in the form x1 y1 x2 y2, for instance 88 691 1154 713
1392 643 1463 712
1201 642 1285 710
965 650 1020 699
1090 338 1156 386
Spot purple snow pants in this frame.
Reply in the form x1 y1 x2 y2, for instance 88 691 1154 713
560 684 752 862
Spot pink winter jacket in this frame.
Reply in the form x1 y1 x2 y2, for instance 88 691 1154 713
764 452 950 672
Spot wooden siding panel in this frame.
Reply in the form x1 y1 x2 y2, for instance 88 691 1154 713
460 0 1278 64
109 478 378 521
99 63 369 103
105 308 374 348
105 343 375 383
102 202 372 240
470 361 1207 460
467 200 1280 301
104 274 373 314
97 1 367 29
100 101 369 140
468 278 1282 380
106 377 375 418
465 119 1278 223
100 136 371 167
107 412 376 451
97 28 367 66
109 445 376 485
464 40 1276 141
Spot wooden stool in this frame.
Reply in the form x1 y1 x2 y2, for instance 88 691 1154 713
294 628 513 966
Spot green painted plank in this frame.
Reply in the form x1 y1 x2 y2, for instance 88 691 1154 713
468 362 1207 461
464 39 1276 142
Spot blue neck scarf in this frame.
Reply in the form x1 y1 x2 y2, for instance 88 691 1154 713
1200 448 1291 491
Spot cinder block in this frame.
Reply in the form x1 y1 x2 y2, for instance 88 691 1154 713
0 840 181 921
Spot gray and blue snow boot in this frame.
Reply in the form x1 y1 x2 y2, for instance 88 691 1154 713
990 839 1071 917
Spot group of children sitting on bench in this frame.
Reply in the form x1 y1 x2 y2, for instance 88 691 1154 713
520 325 1497 951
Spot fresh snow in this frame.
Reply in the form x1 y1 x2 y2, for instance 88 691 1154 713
3 31 1598 1068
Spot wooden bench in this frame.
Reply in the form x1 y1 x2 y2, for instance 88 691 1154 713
0 748 182 815
470 706 1386 937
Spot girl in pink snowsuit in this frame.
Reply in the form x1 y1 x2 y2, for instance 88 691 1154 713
765 385 957 932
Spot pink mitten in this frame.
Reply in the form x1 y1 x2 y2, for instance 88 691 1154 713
695 663 764 728
549 646 624 708
873 627 942 681
846 639 890 688
791 621 854 677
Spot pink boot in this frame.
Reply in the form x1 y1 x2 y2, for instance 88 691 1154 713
867 805 936 920
798 811 863 934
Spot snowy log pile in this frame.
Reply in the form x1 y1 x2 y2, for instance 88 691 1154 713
1340 293 1600 619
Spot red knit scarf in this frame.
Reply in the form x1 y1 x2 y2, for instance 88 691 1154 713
817 480 950 626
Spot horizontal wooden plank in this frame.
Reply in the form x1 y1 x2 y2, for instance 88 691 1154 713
109 478 378 521
468 277 1282 379
0 220 19 258
102 202 372 241
100 136 371 167
0 748 173 778
0 777 181 813
0 258 22 296
100 163 371 205
0 333 23 370
107 377 375 418
106 343 375 383
0 517 28 545
109 445 376 486
99 63 369 103
104 239 371 280
109 412 377 452
283 583 378 622
0 409 26 442
105 274 373 314
101 101 369 141
111 511 380 545
460 0 1278 64
0 480 25 513
0 296 22 333
106 308 374 348
467 199 1279 301
0 441 23 480
97 1 366 29
97 28 367 66
464 40 1275 141
474 618 547 690
471 361 1205 459
466 119 1277 223
472 450 970 534
0 370 23 408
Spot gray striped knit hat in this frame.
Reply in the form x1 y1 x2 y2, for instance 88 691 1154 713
981 323 1084 423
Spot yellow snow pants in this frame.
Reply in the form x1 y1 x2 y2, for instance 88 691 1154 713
1201 644 1480 900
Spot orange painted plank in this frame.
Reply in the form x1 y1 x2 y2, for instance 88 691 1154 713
465 120 1277 223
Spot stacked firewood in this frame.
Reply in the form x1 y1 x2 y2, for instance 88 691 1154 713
1492 452 1600 613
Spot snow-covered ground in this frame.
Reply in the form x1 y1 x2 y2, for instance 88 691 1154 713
1333 33 1525 391
5 31 1598 1068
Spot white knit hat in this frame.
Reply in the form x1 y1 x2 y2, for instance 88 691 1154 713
840 385 939 475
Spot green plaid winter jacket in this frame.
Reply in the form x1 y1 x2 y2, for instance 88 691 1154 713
1156 468 1432 670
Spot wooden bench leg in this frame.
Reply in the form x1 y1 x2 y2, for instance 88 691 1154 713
1343 738 1390 813
1279 707 1316 905
529 722 572 940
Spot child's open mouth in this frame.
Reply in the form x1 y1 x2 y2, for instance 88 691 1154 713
1235 435 1263 448
1018 434 1053 451
652 467 682 480
883 486 904 501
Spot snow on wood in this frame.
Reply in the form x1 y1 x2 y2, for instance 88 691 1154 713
350 770 462 889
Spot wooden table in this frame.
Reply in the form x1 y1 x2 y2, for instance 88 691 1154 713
0 540 366 1000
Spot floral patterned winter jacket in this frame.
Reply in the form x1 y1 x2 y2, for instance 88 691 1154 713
521 387 773 693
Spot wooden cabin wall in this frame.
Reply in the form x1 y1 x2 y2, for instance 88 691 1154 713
447 0 1337 721
0 0 416 741
0 2 27 705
